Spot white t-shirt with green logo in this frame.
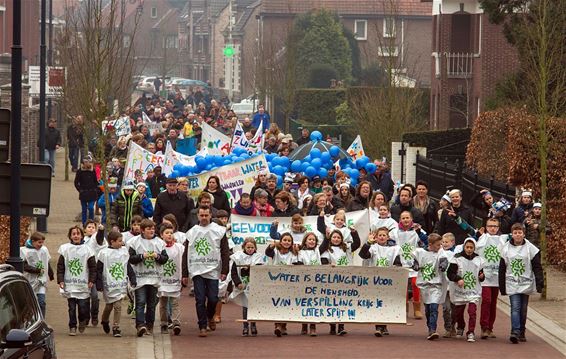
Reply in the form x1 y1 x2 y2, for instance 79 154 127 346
159 242 184 298
321 244 352 266
476 234 508 287
129 236 165 289
58 243 94 299
392 230 419 278
229 251 265 307
98 247 129 303
186 222 226 280
413 248 448 304
20 246 51 294
366 244 400 268
449 255 485 305
500 240 539 295
297 249 322 266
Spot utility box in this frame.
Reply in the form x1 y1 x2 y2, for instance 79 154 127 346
0 163 52 217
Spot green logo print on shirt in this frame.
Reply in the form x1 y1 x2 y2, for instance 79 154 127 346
484 245 501 263
510 258 526 276
401 243 413 261
309 259 320 266
194 238 212 256
336 256 349 266
68 258 84 276
109 262 125 281
421 263 436 281
376 257 390 267
35 261 44 271
463 271 476 289
143 251 156 268
163 259 176 277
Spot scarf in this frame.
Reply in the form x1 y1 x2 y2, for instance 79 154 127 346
254 201 273 216
413 195 430 213
234 201 256 216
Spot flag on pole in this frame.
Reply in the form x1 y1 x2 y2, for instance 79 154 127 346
247 121 264 154
230 122 250 151
346 135 365 160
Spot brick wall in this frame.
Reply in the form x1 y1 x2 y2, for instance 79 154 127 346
240 6 261 97
211 7 230 89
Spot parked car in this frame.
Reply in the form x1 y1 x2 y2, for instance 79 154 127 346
231 100 255 117
136 76 171 93
0 264 56 359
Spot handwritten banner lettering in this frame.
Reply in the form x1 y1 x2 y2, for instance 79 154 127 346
247 266 408 323
201 122 231 156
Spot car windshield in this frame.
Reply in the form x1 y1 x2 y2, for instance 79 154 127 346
0 280 40 341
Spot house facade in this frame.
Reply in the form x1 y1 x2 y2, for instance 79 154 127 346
428 0 520 129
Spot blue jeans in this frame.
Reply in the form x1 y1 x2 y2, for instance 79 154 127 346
509 294 529 335
134 285 158 328
45 149 56 174
192 275 219 330
69 147 83 170
90 286 99 322
425 303 439 332
37 294 46 318
81 200 95 225
67 298 89 329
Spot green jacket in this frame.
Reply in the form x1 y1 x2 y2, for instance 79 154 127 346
110 189 143 232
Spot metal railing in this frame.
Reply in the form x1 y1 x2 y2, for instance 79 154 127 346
445 52 474 78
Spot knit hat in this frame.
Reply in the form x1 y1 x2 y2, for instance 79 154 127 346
122 180 135 190
136 182 147 189
284 173 295 183
533 202 542 208
107 177 118 188
441 192 451 203
521 190 533 197
463 237 477 249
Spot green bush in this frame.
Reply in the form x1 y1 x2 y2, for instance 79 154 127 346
307 63 338 88
295 88 346 124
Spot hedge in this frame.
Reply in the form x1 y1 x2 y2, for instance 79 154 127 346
295 88 346 125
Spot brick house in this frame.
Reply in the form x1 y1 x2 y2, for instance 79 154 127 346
428 0 520 129
0 0 40 72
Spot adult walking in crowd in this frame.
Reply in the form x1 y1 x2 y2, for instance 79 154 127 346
67 116 84 172
435 189 475 245
368 161 394 201
44 118 62 177
203 176 231 214
390 187 425 227
413 180 439 234
346 181 372 212
74 157 99 225
153 178 195 232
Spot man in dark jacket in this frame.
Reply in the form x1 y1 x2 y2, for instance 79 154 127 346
296 128 310 146
44 118 62 176
153 178 195 231
67 116 85 172
435 189 476 245
367 162 394 201
390 187 426 227
146 166 167 198
273 192 300 217
110 181 143 232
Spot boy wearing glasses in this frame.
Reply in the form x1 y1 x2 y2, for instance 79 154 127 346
476 217 508 339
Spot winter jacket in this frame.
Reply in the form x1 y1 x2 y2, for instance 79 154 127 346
140 195 154 219
390 203 426 228
204 189 231 214
97 192 119 224
43 127 62 150
67 124 84 149
368 171 394 201
110 190 143 232
510 203 533 225
74 168 99 201
413 196 439 234
153 191 195 232
147 174 167 198
435 204 475 245
273 204 300 217
346 194 370 212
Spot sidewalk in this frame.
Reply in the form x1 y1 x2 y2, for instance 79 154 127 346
40 150 171 358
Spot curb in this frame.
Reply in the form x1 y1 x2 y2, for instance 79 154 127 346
136 332 172 359
497 296 566 355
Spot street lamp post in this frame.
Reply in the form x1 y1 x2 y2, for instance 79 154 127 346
37 0 48 232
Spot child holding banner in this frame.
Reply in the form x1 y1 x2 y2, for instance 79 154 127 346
294 232 322 337
230 238 265 337
412 234 449 340
265 233 298 337
358 226 401 337
318 211 361 336
447 238 485 342
270 214 307 245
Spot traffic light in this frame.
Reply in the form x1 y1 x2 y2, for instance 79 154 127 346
223 45 235 57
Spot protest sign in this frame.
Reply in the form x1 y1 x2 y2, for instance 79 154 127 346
201 122 231 156
248 121 264 154
346 135 365 160
123 142 165 182
230 121 264 155
186 154 269 205
230 209 370 264
247 266 408 323
141 112 163 136
102 117 132 137
161 142 208 177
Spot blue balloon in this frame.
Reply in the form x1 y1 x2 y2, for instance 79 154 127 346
205 164 213 170
276 175 283 186
301 162 310 172
342 168 351 177
356 156 370 169
173 163 183 172
291 160 302 172
195 157 207 171
273 165 285 176
280 156 291 169
318 168 328 178
214 156 225 166
350 178 358 187
305 166 317 178
350 168 360 179
265 153 275 162
310 130 323 141
240 153 250 160
223 159 232 165
171 170 180 178
320 152 331 164
303 155 311 164
271 156 280 166
310 148 322 159
311 158 322 169
329 145 340 158
365 162 377 174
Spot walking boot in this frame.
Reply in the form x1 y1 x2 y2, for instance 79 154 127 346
413 302 423 319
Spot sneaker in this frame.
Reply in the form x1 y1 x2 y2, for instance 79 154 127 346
274 327 282 337
374 328 383 337
137 326 147 337
481 329 489 339
456 329 464 338
383 327 389 335
443 330 453 338
337 325 347 336
242 327 249 337
198 328 207 337
101 321 110 334
91 319 98 327
309 325 317 337
78 321 86 333
488 329 497 338
467 333 476 342
113 328 122 337
161 325 169 334
281 324 288 336
69 328 77 336
173 324 181 336
250 324 258 337
510 333 519 344
145 324 153 336
208 321 216 331
427 332 440 340
301 324 308 335
519 333 527 342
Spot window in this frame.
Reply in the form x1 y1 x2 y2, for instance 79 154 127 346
378 46 399 57
151 7 157 18
164 35 179 49
0 280 41 341
354 20 367 40
383 18 396 38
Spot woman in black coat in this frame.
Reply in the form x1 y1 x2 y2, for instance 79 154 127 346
204 175 231 214
74 157 99 225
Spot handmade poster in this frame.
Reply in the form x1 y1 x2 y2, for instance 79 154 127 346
161 142 207 177
201 122 231 156
123 142 165 181
247 265 408 323
102 116 132 137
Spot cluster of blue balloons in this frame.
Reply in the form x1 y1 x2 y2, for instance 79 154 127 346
170 147 260 178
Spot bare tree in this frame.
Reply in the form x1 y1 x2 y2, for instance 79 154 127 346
57 0 142 221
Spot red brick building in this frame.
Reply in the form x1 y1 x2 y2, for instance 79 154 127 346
0 0 40 72
428 0 520 129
